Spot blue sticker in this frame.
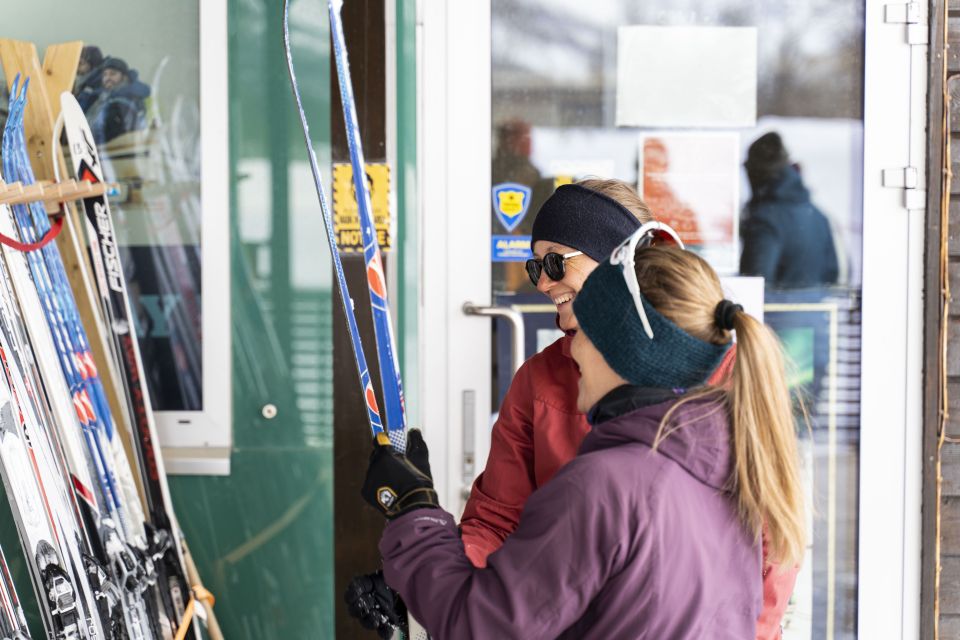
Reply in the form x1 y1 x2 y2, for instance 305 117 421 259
492 183 532 232
492 235 533 262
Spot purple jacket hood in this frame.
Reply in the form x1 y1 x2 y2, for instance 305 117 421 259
580 395 734 492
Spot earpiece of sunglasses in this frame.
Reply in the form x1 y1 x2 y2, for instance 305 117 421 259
609 222 685 340
525 250 583 287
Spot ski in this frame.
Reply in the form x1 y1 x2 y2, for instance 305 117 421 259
0 372 84 640
288 3 427 638
57 92 192 637
1 86 162 640
328 4 430 638
0 541 31 640
283 0 387 438
329 0 406 445
0 75 112 640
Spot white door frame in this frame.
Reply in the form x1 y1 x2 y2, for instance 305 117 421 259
415 2 925 636
417 0 493 511
858 1 926 637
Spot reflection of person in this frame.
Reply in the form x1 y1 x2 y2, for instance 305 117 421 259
84 56 151 145
740 132 839 288
345 181 798 640
491 119 556 292
361 239 806 639
74 45 104 111
643 137 702 245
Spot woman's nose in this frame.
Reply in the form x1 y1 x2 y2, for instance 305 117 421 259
536 268 555 294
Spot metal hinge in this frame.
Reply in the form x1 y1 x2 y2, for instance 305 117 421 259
883 167 927 210
885 1 928 45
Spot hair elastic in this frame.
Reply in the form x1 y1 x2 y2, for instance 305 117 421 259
714 300 743 331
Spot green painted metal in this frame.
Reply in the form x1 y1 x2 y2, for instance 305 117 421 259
165 0 336 638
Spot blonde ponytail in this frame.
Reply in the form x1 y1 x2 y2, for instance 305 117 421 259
634 247 806 567
728 311 806 567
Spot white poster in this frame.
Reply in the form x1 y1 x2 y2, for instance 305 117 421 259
616 26 757 128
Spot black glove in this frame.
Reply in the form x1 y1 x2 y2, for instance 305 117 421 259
344 570 408 639
405 428 432 478
361 429 439 519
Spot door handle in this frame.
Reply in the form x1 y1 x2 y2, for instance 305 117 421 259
460 389 476 502
462 302 525 375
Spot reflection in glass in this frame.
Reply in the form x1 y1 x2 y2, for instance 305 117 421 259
2 1 205 411
492 1 864 637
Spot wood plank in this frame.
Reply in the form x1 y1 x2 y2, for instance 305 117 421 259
942 615 960 639
925 4 950 637
949 321 960 378
951 262 960 316
0 40 53 180
950 19 960 75
950 76 960 138
942 556 960 614
942 496 960 555
950 200 960 256
949 382 960 437
40 42 83 109
951 135 960 195
945 424 960 499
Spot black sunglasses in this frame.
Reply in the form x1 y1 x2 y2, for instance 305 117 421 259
525 250 583 286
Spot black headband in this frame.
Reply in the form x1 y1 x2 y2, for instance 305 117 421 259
531 184 642 261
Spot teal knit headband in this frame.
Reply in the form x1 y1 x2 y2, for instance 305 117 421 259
573 259 730 389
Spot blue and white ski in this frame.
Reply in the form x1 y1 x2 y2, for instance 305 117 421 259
3 84 163 640
329 0 407 447
283 0 387 439
287 2 428 638
0 75 110 640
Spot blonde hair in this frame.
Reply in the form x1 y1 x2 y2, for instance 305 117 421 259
636 246 806 567
575 178 653 224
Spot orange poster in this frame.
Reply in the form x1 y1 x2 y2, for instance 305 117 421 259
640 132 739 273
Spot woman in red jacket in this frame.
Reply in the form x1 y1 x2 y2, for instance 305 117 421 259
347 179 797 639
462 179 661 564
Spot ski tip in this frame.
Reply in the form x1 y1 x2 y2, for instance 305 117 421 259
375 431 391 447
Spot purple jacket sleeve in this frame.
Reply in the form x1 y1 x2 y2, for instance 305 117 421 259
380 468 620 639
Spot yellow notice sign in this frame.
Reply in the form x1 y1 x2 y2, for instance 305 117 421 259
332 162 391 253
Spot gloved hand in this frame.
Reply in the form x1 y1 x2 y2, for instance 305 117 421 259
361 429 439 519
344 570 408 639
405 427 432 479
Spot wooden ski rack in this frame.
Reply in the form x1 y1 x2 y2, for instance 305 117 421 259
0 38 224 640
0 178 115 209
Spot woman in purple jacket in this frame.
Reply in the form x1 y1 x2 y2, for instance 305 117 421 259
361 224 806 639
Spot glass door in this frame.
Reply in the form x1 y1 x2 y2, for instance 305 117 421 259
488 2 865 638
420 2 921 638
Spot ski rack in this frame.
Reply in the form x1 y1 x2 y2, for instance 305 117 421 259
0 38 223 640
0 178 114 210
0 178 116 253
0 37 136 495
0 44 144 442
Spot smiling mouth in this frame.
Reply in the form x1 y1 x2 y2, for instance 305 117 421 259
552 293 574 306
